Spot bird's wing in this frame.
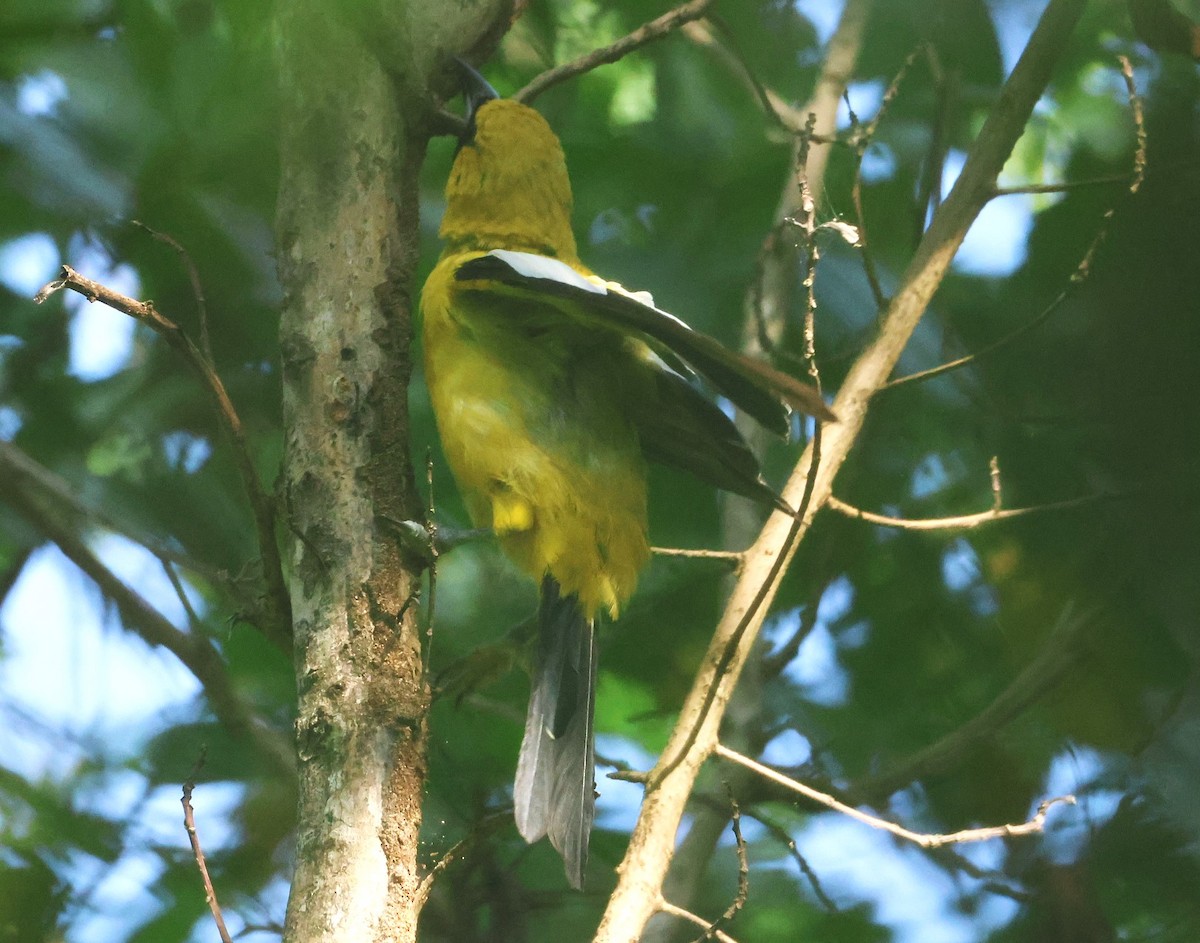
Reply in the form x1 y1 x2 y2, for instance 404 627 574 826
630 355 792 513
453 250 835 436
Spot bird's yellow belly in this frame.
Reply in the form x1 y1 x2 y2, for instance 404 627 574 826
423 293 649 618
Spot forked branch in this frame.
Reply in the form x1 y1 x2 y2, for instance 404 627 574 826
593 3 1088 939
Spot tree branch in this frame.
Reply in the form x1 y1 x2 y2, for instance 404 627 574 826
826 490 1132 532
594 2 1087 938
715 744 1075 850
33 265 291 646
885 54 1145 390
182 755 235 943
515 0 714 104
0 443 293 777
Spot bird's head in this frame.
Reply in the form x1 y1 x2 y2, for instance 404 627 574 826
439 62 578 261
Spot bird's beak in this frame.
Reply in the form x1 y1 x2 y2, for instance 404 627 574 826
453 56 499 140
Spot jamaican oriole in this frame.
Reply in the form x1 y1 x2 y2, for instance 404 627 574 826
421 61 834 887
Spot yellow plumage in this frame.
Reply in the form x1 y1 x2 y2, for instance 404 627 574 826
423 101 650 617
421 84 832 888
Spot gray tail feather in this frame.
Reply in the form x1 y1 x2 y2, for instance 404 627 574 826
513 576 597 889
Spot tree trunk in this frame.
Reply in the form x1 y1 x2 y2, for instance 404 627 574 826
273 2 508 940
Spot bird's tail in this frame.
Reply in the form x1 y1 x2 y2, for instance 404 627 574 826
514 576 597 889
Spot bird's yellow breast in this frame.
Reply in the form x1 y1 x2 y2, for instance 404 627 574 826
422 253 650 618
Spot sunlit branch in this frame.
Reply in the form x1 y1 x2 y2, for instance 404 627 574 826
825 489 1130 532
650 546 746 564
715 744 1076 849
596 2 1088 937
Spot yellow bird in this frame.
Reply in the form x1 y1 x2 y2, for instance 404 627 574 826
421 61 834 887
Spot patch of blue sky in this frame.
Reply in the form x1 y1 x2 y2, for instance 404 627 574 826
0 231 59 294
1040 745 1123 865
793 0 843 46
942 538 981 593
15 70 68 118
0 542 202 765
942 149 1034 277
911 452 952 498
136 780 247 851
761 727 813 767
860 142 897 183
65 849 164 943
65 236 138 381
782 620 849 706
799 812 1019 942
594 733 658 834
0 405 22 440
986 0 1044 75
765 577 858 705
840 79 885 130
162 430 213 473
91 532 207 629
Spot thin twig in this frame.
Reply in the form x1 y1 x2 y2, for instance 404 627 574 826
849 44 926 311
697 785 750 942
716 744 1075 849
1117 54 1147 193
826 489 1130 532
651 546 746 563
423 450 439 673
515 0 714 104
182 753 234 943
993 172 1133 195
34 265 291 645
886 53 1146 390
743 809 838 912
657 899 740 943
130 220 214 364
162 559 203 631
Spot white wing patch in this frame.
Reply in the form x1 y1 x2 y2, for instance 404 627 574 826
488 250 605 294
486 249 695 334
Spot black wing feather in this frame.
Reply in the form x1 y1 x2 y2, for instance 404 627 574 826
455 252 835 435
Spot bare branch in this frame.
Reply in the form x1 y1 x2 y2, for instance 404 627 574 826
825 489 1130 532
651 546 745 564
515 0 714 105
34 264 291 644
656 899 740 943
887 54 1146 390
993 172 1133 196
715 744 1075 850
594 3 1087 938
131 219 214 364
182 755 234 943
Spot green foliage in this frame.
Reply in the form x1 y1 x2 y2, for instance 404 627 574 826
3 0 1199 940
